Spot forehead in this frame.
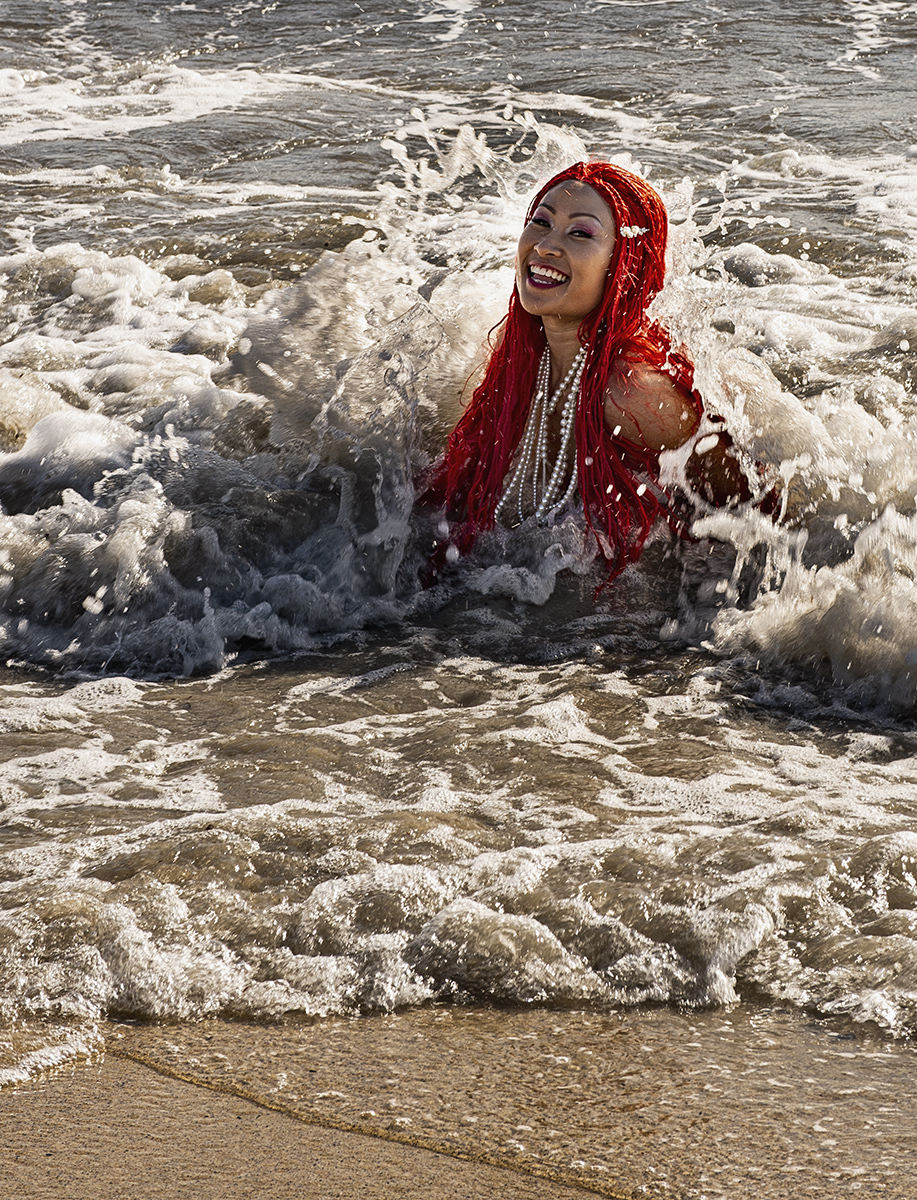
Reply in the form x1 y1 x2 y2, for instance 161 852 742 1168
536 180 613 224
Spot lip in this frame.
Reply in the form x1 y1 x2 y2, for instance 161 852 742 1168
525 260 569 289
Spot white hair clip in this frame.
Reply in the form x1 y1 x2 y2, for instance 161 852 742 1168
619 225 649 238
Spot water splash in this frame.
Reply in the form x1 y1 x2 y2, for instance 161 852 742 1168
1 114 916 696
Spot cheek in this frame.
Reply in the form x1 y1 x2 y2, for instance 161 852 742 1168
516 229 542 276
582 255 610 300
590 247 615 290
514 238 526 276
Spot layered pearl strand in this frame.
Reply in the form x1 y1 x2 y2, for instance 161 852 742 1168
495 344 587 527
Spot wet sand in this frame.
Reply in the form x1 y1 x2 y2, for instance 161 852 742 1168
0 1053 590 1200
2 1006 916 1199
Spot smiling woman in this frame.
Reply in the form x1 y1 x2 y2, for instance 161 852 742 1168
423 160 753 581
518 181 617 328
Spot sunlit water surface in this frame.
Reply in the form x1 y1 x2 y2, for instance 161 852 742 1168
3 9 917 1181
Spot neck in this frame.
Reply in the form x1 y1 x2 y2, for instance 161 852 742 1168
542 318 584 388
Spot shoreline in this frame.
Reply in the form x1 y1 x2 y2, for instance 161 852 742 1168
1 1052 593 1200
3 1005 916 1199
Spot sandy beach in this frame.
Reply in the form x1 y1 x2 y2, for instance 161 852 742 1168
1 1053 592 1200
3 1005 916 1200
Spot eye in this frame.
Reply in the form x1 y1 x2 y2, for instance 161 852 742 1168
531 215 550 228
570 228 595 238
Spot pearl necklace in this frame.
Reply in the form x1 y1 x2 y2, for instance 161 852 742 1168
495 344 587 527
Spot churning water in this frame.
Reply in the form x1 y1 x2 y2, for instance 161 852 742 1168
3 3 917 1142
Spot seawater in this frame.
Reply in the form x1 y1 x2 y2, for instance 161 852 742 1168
2 0 917 1104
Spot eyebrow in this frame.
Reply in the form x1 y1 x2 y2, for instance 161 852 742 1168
538 202 606 222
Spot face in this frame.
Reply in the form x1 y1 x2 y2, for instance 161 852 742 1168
515 180 616 327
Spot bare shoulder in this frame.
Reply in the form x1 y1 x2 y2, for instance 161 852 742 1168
604 356 700 453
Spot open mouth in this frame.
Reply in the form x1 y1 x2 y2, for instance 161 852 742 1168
527 262 569 288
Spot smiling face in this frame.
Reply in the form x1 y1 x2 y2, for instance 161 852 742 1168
515 180 617 328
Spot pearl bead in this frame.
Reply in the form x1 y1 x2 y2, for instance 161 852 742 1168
495 345 588 528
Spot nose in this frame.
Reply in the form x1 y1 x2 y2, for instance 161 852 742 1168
534 229 562 256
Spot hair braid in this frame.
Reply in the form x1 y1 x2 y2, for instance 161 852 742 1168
422 160 700 576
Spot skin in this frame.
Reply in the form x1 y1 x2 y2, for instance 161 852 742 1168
515 180 617 389
515 180 748 504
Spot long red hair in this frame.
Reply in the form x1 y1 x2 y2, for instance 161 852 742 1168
422 160 700 578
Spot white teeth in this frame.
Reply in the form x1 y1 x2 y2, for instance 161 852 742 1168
529 264 567 283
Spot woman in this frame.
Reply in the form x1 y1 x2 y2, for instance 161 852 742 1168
423 160 751 580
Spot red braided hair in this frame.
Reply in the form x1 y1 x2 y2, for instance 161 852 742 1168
422 160 700 578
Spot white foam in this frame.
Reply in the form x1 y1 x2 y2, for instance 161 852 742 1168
0 1028 102 1089
0 65 294 147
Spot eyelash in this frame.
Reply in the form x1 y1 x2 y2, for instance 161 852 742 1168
531 217 594 238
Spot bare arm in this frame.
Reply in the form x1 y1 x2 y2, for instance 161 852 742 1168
686 426 751 506
604 358 699 452
604 359 749 506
